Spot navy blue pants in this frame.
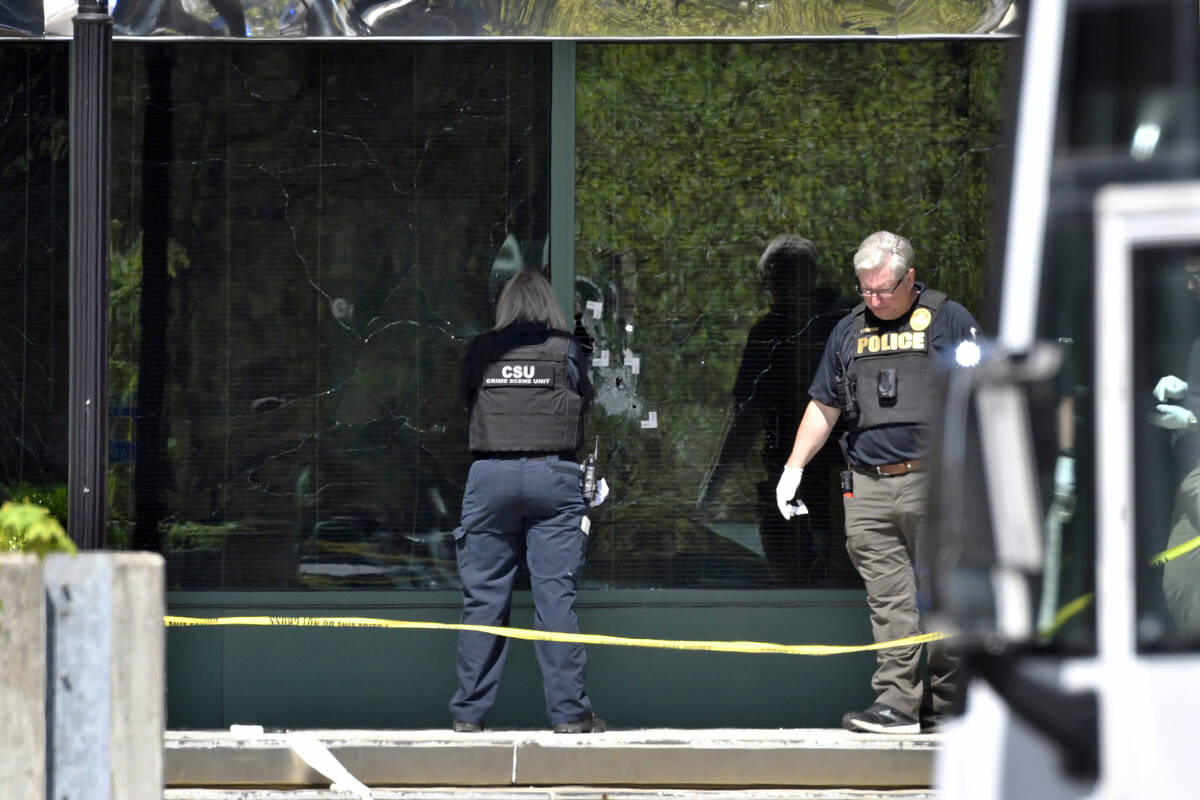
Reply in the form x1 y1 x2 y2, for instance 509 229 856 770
448 456 593 726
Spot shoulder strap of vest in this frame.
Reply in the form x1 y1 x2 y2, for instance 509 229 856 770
544 330 573 361
850 302 868 334
917 288 949 312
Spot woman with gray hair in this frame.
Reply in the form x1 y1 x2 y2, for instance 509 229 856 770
448 269 604 734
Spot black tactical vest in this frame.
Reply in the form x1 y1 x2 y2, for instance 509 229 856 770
468 331 585 454
845 289 948 430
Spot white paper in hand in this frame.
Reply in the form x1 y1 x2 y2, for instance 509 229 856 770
590 478 610 507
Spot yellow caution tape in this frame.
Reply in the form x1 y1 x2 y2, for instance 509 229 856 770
1150 533 1200 567
164 533 1200 651
172 528 1200 651
1040 592 1096 640
1042 532 1200 637
164 614 949 655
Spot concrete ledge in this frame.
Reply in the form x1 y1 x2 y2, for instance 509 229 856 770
166 729 937 789
515 730 933 788
167 731 516 787
0 555 46 800
164 790 936 800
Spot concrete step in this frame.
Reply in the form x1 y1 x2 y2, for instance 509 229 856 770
166 728 939 791
165 789 936 800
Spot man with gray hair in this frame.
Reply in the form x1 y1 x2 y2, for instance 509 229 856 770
775 230 980 733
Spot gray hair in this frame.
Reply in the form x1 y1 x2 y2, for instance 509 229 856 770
853 231 914 283
494 269 569 332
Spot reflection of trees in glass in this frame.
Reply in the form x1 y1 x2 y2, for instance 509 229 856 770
107 231 191 550
539 0 1009 37
575 41 1005 587
436 0 1015 37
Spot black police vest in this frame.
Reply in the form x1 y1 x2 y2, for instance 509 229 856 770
845 289 948 430
468 331 585 454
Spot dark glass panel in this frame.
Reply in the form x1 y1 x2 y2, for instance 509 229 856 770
103 42 552 588
1060 1 1200 159
1132 245 1200 651
574 40 1006 588
0 45 70 523
1031 213 1097 653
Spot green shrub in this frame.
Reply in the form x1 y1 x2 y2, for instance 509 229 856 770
161 520 241 552
1 482 68 528
0 500 77 557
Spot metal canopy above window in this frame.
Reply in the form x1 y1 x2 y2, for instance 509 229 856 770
11 0 1016 39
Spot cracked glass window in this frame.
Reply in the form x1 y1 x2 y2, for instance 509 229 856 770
1 38 1005 591
105 43 554 589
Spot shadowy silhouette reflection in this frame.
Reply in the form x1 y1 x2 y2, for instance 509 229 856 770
699 235 850 586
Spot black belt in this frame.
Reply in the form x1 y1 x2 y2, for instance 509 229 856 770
854 459 924 477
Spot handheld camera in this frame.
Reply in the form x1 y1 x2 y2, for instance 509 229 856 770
582 437 599 503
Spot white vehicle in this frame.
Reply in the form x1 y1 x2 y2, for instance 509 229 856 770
927 0 1200 798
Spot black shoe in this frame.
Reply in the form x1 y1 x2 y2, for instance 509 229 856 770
452 719 483 733
552 712 606 733
842 702 919 734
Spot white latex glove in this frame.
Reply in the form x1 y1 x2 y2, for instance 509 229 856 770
775 465 808 520
1154 375 1188 402
1153 404 1197 430
589 478 609 507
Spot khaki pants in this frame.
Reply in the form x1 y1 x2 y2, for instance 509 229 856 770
844 469 957 718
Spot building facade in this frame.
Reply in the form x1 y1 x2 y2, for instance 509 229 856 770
0 2 1010 728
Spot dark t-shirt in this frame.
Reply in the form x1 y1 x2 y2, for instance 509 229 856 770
809 285 981 466
462 321 594 411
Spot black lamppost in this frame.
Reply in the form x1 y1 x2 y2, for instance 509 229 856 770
68 0 112 549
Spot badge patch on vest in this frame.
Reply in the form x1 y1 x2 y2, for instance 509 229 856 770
483 363 556 387
909 307 932 331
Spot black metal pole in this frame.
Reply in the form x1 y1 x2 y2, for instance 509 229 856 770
68 0 112 549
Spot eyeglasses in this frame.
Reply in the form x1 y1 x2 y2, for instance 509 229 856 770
856 273 907 298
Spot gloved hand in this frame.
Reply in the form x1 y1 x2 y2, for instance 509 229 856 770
590 478 609 507
775 465 808 520
1154 375 1188 402
1153 404 1197 430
